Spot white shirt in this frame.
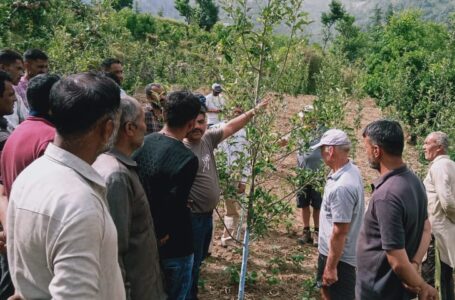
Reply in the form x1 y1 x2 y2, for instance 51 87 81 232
424 154 455 267
7 143 125 300
215 122 250 183
4 91 29 132
205 93 226 125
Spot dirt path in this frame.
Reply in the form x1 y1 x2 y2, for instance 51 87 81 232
198 95 425 300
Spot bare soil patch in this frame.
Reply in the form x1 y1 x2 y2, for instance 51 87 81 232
194 95 425 299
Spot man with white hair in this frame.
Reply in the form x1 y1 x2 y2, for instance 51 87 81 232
93 96 166 300
311 129 364 300
422 131 455 300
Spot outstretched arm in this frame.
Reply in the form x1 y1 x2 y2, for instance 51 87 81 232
221 98 270 141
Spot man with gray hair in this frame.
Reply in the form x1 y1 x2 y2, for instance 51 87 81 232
311 129 364 300
422 131 455 300
93 96 166 300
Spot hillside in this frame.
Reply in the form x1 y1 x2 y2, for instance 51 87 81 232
135 0 455 41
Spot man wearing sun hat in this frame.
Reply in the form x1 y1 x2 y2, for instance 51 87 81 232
144 83 166 134
311 129 364 300
205 83 225 127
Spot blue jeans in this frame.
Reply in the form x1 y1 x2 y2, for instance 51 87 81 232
161 254 194 300
187 213 213 300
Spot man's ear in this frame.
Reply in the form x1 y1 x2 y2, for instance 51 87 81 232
373 144 381 159
124 121 136 137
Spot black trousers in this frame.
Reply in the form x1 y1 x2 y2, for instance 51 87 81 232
422 236 455 300
316 253 356 300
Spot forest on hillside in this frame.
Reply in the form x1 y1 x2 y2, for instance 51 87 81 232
136 0 455 39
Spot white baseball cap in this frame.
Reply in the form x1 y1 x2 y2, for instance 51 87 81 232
311 129 350 150
212 83 222 92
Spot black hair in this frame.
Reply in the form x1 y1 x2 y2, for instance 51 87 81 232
50 72 120 137
23 49 48 61
362 119 404 156
0 71 13 96
0 49 23 66
103 71 121 85
101 58 122 71
165 91 201 128
27 73 60 114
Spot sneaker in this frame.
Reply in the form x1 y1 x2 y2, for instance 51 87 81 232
298 228 313 245
312 230 319 247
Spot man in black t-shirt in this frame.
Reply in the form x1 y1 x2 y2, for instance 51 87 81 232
134 91 201 300
356 120 437 300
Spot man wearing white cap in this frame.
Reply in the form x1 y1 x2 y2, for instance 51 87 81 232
205 83 225 127
311 129 364 300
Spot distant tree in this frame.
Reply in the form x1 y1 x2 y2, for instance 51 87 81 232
195 0 219 31
334 14 366 61
112 0 133 11
385 4 394 23
321 0 347 51
369 4 382 28
175 0 218 31
175 0 193 25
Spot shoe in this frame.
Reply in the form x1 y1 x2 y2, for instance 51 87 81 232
312 230 319 247
298 228 313 245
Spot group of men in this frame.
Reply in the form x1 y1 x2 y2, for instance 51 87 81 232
297 122 454 300
0 48 267 300
0 47 454 300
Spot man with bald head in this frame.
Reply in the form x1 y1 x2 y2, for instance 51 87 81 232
422 131 455 300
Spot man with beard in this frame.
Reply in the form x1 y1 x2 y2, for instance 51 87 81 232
6 72 125 299
93 96 166 300
184 98 269 300
310 129 364 300
101 58 126 96
356 120 437 300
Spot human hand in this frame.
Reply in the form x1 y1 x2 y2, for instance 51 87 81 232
159 234 170 246
254 97 270 111
322 266 338 287
418 283 438 300
7 294 24 300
